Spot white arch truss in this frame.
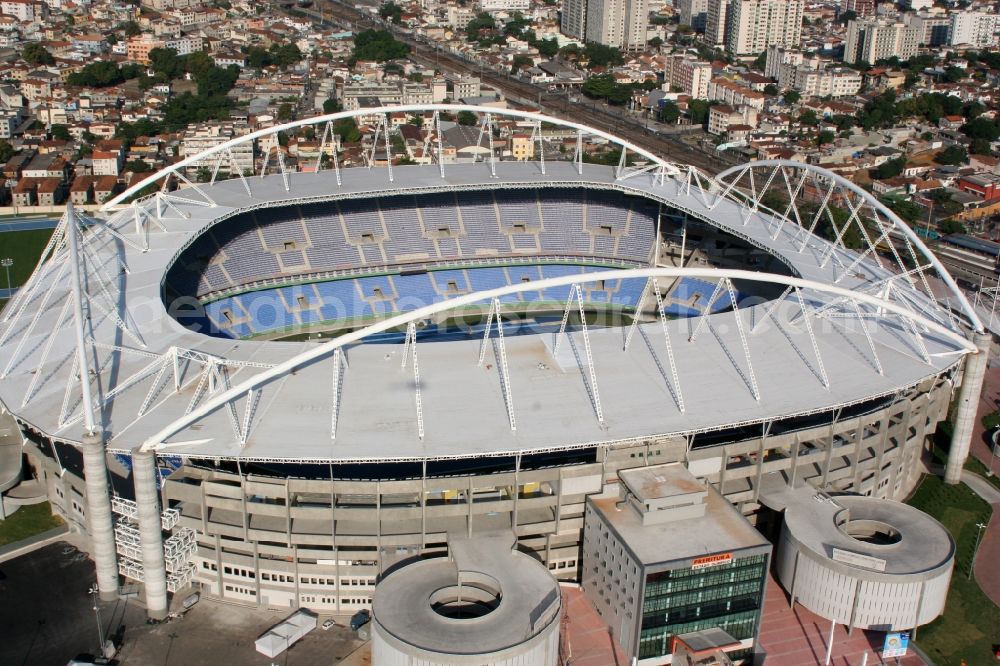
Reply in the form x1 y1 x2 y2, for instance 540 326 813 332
100 104 685 213
139 266 976 452
714 160 983 334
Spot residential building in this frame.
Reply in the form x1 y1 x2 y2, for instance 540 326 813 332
726 0 804 57
12 177 36 207
127 35 165 64
181 122 255 176
0 0 33 22
780 64 862 97
93 175 120 204
584 0 649 50
958 173 1000 201
677 0 709 32
843 18 920 65
582 464 771 665
561 0 588 40
904 12 951 47
707 77 766 110
70 175 94 205
765 44 804 79
840 0 874 16
665 56 712 99
949 11 1000 48
478 0 530 11
708 104 758 135
36 177 65 206
510 133 534 160
705 0 730 46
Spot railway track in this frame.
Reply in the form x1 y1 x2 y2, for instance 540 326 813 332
300 0 739 175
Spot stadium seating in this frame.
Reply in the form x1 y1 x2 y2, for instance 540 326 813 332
166 188 658 299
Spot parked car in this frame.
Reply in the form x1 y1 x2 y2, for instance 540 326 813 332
322 619 335 630
350 609 370 631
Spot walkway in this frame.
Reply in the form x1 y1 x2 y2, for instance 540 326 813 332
758 574 926 666
561 585 628 666
963 355 1000 607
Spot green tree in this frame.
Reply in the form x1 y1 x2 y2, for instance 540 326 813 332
939 218 967 234
50 124 71 140
0 140 14 162
67 61 144 87
970 138 993 155
648 36 663 48
271 43 302 68
782 90 800 105
873 157 906 180
816 130 835 146
658 101 680 124
124 159 151 173
936 144 968 165
351 29 410 63
323 98 342 114
457 110 478 126
535 38 558 58
511 54 533 74
583 42 624 68
798 109 819 126
763 84 778 96
688 99 712 125
122 21 141 37
465 13 497 42
148 47 183 79
277 102 294 121
333 117 361 143
752 52 767 71
880 196 921 224
22 43 54 66
962 116 1000 142
379 1 404 24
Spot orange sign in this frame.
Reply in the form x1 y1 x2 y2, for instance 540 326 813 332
691 553 733 570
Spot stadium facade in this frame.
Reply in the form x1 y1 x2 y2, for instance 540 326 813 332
0 107 987 640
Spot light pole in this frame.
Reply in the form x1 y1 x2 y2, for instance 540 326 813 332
1 257 11 296
969 522 988 580
88 583 107 656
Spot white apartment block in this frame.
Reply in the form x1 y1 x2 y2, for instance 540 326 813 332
665 56 712 99
164 36 204 56
726 0 804 57
560 0 587 39
182 123 255 175
950 11 1000 48
764 44 804 79
677 0 709 32
904 12 951 47
477 0 530 12
584 0 649 50
0 0 33 21
140 0 196 10
783 66 862 97
707 77 766 110
705 0 730 46
844 18 919 64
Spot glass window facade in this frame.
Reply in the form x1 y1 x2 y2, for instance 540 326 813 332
638 552 767 660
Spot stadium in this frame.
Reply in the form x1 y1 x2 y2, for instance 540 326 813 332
0 105 987 645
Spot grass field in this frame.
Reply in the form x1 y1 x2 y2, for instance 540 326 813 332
908 475 998 665
0 227 55 289
0 502 64 547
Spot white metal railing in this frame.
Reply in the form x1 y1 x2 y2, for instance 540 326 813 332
166 563 196 593
111 496 180 531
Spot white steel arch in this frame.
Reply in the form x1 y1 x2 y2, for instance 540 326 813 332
140 265 976 451
715 160 984 334
101 104 684 211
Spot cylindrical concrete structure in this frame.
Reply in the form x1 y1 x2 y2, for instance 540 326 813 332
946 331 992 484
373 534 561 666
82 432 119 601
132 449 169 620
776 492 954 631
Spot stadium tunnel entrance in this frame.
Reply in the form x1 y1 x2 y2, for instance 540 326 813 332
162 186 793 342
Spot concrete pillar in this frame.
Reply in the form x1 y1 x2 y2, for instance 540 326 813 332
945 331 992 485
82 433 119 601
132 449 168 620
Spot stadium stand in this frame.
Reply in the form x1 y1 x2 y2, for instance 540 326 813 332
165 188 659 300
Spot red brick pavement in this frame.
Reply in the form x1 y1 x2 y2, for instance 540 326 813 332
969 363 1000 608
562 585 629 666
758 575 926 666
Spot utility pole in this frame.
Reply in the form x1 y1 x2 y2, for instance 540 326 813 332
1 257 12 296
970 522 988 579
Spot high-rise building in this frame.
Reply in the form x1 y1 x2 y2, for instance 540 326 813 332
705 0 730 46
677 0 709 32
726 0 804 57
904 11 952 47
949 11 1000 48
840 0 875 17
561 0 588 41
585 0 649 50
764 44 803 79
665 55 713 98
843 17 920 65
561 0 649 50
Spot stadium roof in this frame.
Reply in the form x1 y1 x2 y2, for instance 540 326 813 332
0 106 979 462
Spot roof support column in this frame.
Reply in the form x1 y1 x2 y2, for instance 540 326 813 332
945 331 992 484
82 433 119 601
131 448 168 620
